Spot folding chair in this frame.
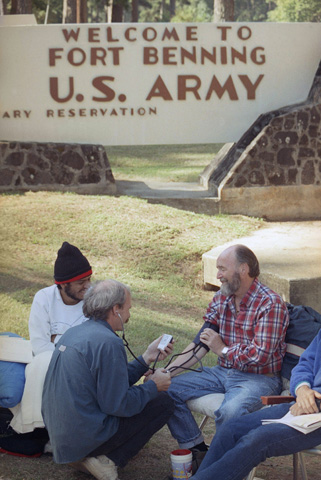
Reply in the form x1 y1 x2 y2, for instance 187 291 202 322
187 393 263 480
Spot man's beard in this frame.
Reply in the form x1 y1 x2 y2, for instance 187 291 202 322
220 272 241 297
64 283 82 302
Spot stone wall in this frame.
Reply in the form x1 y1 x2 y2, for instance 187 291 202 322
0 142 116 195
224 105 320 191
201 61 321 221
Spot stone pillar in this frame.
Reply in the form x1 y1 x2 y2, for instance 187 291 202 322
201 62 321 221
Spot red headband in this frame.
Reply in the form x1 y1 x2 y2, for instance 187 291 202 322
55 269 92 285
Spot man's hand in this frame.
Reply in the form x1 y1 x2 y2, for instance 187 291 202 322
290 385 321 416
200 328 226 356
142 335 174 365
148 368 171 392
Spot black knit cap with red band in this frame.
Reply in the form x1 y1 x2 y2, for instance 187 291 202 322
54 242 92 284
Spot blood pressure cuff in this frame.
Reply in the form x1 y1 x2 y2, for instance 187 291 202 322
193 321 219 352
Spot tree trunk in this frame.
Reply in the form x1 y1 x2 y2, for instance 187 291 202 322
213 0 234 21
10 0 16 13
160 0 166 20
169 0 176 18
131 0 138 22
80 0 88 22
63 0 76 23
76 0 81 22
111 2 123 22
63 0 87 23
0 0 7 15
11 0 32 13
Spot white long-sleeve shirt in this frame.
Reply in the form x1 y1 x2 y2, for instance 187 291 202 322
28 285 87 355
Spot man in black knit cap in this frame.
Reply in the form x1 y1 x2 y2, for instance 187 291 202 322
0 242 92 457
29 241 92 356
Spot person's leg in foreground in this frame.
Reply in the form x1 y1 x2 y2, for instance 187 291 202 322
191 403 321 480
72 393 174 480
168 366 281 447
212 369 282 430
167 364 282 474
167 367 225 449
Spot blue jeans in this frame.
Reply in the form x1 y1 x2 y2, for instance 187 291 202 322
191 403 321 480
167 365 282 448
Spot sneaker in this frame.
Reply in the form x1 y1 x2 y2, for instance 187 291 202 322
70 455 118 480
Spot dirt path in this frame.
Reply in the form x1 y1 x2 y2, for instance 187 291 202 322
1 422 321 480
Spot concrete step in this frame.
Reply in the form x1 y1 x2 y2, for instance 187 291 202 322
116 180 211 199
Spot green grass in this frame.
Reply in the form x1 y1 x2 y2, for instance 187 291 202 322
0 189 263 369
106 143 224 182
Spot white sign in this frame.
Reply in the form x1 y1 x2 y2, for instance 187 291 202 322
0 21 320 145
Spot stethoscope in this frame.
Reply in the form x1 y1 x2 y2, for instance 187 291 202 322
116 312 151 369
116 312 204 374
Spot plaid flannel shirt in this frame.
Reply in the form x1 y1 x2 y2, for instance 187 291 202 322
203 278 289 374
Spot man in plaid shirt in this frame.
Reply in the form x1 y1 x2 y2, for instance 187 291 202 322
166 244 289 464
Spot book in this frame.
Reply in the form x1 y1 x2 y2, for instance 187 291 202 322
0 336 33 364
262 411 321 434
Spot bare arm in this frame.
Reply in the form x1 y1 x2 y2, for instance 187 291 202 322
166 341 208 377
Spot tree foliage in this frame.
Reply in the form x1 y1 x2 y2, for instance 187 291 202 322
234 0 276 21
2 0 321 23
139 0 275 23
267 0 321 22
170 0 212 22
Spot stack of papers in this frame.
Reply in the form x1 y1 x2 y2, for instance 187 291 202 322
262 411 321 434
262 412 321 433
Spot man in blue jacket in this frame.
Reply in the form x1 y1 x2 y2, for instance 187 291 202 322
189 327 321 480
42 279 174 480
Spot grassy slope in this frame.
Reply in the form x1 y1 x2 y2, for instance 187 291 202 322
0 191 262 369
106 144 224 182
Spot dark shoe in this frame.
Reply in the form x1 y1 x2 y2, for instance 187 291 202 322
0 408 13 435
191 449 207 475
0 428 49 457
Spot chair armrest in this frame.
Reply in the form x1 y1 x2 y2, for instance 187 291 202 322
261 395 295 405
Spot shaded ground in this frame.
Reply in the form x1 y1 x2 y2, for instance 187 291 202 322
1 417 320 480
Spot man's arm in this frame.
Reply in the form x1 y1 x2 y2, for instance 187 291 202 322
199 328 227 357
166 341 208 376
163 316 219 376
289 331 321 415
97 340 168 418
29 290 55 355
